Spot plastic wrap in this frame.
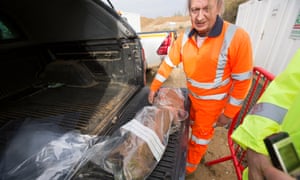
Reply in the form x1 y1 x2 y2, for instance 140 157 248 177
0 88 188 180
1 128 96 180
75 87 188 180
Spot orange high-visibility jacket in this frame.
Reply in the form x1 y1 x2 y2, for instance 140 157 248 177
150 18 253 118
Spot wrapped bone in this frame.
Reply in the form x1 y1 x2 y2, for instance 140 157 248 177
82 88 188 180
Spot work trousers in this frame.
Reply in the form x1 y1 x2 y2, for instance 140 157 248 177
186 96 227 174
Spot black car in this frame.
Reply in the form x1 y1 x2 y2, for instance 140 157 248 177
0 0 188 179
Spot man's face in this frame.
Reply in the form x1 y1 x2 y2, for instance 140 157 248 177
189 0 220 35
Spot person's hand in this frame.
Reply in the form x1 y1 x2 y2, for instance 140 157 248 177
247 148 295 180
215 113 231 128
148 90 156 104
264 165 296 180
247 148 272 180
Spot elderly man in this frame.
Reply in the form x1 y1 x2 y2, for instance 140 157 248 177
148 0 253 175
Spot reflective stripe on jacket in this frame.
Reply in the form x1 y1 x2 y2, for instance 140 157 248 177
150 18 253 118
231 48 300 156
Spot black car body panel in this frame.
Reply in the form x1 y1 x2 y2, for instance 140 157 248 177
0 0 188 179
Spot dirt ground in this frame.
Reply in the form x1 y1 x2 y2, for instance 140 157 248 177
146 67 237 180
141 16 191 32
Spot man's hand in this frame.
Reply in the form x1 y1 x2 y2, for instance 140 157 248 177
247 148 271 180
247 148 295 180
148 90 156 104
215 113 231 128
264 165 296 180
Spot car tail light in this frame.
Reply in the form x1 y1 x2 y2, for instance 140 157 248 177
156 32 173 55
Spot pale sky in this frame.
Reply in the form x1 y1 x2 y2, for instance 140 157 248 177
108 0 189 18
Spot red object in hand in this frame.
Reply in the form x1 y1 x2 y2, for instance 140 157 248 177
156 32 174 55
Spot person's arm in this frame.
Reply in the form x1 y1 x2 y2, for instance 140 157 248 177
148 32 184 104
231 48 300 155
231 49 300 180
247 148 296 180
223 28 253 118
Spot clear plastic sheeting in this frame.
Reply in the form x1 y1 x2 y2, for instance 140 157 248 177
0 113 95 180
0 88 188 180
0 128 97 180
75 87 188 180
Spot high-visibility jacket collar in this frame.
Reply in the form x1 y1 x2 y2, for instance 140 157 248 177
188 15 223 38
